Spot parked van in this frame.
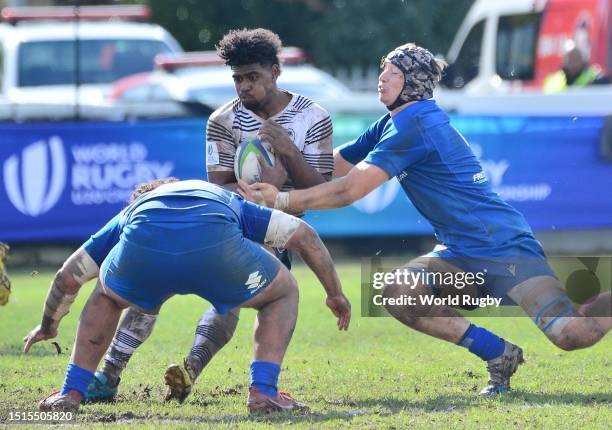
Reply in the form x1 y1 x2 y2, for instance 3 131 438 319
440 0 610 94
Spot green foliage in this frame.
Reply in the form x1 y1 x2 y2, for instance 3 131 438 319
112 0 473 69
306 0 473 71
1 265 611 428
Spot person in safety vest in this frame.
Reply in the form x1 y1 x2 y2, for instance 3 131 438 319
543 39 609 93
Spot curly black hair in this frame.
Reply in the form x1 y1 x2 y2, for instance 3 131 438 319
216 28 281 67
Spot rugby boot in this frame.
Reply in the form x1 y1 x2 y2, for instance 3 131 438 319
164 359 197 402
84 371 119 402
247 387 309 413
480 340 524 397
39 390 81 412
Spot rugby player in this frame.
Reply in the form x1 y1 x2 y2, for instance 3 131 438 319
242 43 612 396
86 28 334 403
23 179 351 413
0 242 11 306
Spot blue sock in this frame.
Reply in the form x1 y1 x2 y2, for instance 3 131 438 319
61 363 95 397
458 324 505 361
250 361 280 397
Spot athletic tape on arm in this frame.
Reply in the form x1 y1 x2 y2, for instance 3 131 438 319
43 286 77 321
274 192 290 212
43 250 98 321
264 210 301 248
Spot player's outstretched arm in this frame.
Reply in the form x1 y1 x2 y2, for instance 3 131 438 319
263 211 350 330
23 247 99 353
332 148 355 178
243 161 389 213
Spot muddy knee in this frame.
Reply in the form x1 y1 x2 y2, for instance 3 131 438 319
552 318 605 351
526 294 604 350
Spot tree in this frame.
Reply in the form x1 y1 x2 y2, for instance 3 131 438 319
48 0 474 70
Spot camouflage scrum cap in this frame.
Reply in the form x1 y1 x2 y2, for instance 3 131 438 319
382 43 444 110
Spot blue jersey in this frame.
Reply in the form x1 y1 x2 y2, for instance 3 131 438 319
84 180 272 265
93 180 280 312
84 214 122 267
338 100 536 256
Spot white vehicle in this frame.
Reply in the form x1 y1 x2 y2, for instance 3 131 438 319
110 48 382 114
436 0 612 116
0 5 183 108
439 0 610 97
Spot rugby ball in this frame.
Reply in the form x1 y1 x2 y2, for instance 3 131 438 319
234 138 275 184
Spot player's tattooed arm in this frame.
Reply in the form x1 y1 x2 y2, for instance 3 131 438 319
268 212 350 329
23 247 99 353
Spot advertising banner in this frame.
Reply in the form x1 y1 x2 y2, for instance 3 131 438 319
0 118 205 241
1 114 610 242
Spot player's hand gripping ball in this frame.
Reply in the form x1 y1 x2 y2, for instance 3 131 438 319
234 138 276 184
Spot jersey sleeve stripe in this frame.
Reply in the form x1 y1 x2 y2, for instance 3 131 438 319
305 116 332 138
305 127 333 145
207 120 234 140
207 132 235 145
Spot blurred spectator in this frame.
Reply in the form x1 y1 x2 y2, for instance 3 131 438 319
543 39 609 93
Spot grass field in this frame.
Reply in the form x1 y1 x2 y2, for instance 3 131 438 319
1 263 610 429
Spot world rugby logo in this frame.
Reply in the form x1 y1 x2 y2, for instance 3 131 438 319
3 136 66 217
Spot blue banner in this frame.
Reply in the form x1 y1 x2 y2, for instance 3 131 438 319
0 118 206 242
0 114 610 242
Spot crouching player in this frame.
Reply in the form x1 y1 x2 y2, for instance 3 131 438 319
23 179 351 413
243 43 611 396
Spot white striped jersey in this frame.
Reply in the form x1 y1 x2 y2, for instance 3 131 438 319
205 92 333 192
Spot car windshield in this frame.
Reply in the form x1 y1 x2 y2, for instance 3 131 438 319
18 39 173 86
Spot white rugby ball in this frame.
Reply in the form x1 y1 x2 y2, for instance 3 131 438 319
234 138 275 184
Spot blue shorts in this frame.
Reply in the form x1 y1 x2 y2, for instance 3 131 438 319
425 236 556 305
100 230 281 313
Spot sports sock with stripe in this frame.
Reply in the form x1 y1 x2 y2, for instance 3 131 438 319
186 307 239 378
102 309 158 384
